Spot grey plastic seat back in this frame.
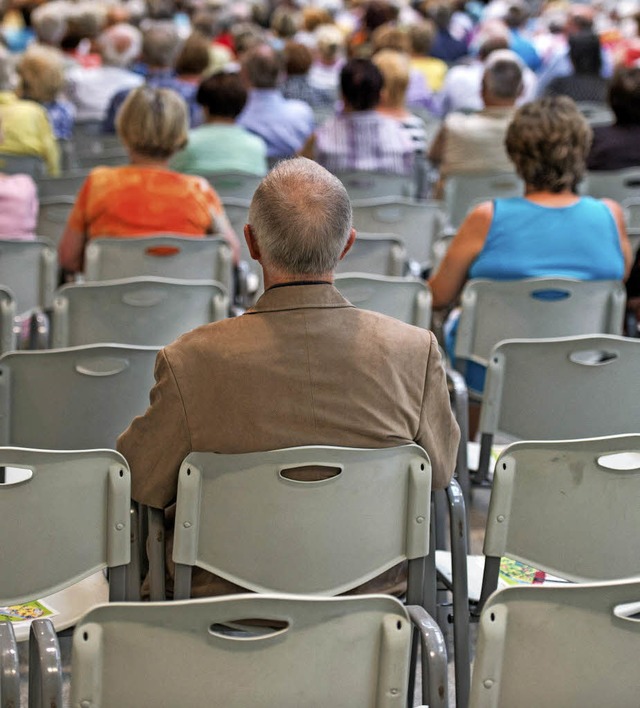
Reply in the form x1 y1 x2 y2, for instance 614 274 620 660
444 172 523 230
51 277 228 348
0 344 158 448
334 170 415 200
456 278 626 366
575 101 615 126
205 171 262 200
351 197 445 269
0 286 15 354
84 235 233 295
0 239 57 314
0 152 46 178
173 445 431 595
335 274 432 329
36 169 90 199
472 579 640 708
36 196 75 248
585 167 640 203
72 594 413 708
480 334 640 441
0 448 130 605
74 147 128 169
336 234 406 276
485 435 640 582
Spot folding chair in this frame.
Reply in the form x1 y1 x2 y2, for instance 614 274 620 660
148 444 449 706
205 170 262 200
444 172 523 231
335 274 432 328
333 170 416 200
475 334 640 485
0 152 46 178
36 168 90 199
63 594 447 708
51 277 228 348
0 344 158 449
336 233 406 276
471 578 640 707
351 197 446 272
0 286 15 354
36 196 75 248
84 235 233 296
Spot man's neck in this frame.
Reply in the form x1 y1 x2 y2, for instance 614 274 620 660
263 269 334 290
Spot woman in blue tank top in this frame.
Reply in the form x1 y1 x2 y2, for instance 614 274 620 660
429 96 633 394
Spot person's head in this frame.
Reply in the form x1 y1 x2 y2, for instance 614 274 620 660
242 43 281 88
372 49 409 109
196 71 247 119
97 23 142 68
17 45 65 102
503 0 529 30
31 2 68 46
116 86 188 160
481 51 523 105
408 21 436 56
315 23 344 62
270 7 299 39
247 158 354 278
302 8 333 33
477 33 509 61
568 31 602 75
505 96 593 193
371 24 411 54
141 22 181 69
363 1 397 33
284 41 313 76
609 66 640 125
566 4 595 35
175 31 211 76
340 58 383 110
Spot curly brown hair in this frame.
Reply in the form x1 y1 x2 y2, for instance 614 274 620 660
505 96 593 193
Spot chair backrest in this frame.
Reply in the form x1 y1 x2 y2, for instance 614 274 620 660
0 448 130 605
172 445 431 598
51 277 228 348
0 239 57 313
36 196 76 248
622 196 640 236
351 197 445 269
36 169 90 199
585 168 640 203
222 196 253 266
335 274 432 329
479 334 640 442
0 344 158 448
333 170 415 200
205 171 262 200
484 435 640 583
84 235 233 295
472 579 640 707
0 152 46 178
575 101 615 127
0 286 15 355
72 594 413 708
336 234 406 276
444 172 523 230
74 147 128 169
456 278 626 366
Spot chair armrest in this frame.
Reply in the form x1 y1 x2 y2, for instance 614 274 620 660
406 604 449 708
28 619 62 708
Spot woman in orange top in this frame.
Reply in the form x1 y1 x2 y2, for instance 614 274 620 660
59 86 239 273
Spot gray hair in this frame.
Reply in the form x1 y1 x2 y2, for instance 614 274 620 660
482 52 523 100
31 1 70 45
141 22 181 68
248 158 353 276
242 44 281 89
98 24 143 68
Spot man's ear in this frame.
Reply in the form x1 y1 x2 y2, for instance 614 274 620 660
338 228 357 261
244 224 261 262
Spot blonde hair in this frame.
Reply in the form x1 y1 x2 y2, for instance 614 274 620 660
18 46 65 102
116 87 188 160
372 49 409 108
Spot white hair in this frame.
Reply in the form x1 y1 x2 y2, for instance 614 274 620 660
98 23 143 68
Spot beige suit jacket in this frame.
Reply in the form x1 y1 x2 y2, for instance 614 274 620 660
117 283 460 597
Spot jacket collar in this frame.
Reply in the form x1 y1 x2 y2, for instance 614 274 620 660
246 283 355 315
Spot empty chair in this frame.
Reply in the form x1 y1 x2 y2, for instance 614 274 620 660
36 168 91 199
351 197 445 271
205 171 262 200
0 239 57 315
64 594 447 708
333 170 416 200
0 286 15 354
335 274 431 328
471 578 640 707
84 235 233 296
0 344 158 449
444 171 523 231
36 196 75 248
0 152 46 178
335 234 406 276
51 277 229 348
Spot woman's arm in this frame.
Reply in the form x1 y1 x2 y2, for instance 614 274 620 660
58 175 92 272
602 198 634 280
428 201 493 308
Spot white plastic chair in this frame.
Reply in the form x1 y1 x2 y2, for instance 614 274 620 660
0 239 57 315
205 170 262 200
0 286 16 354
585 167 640 204
333 170 416 200
36 169 90 199
84 235 233 296
336 233 406 276
471 578 640 707
51 277 228 348
0 152 46 178
36 196 75 249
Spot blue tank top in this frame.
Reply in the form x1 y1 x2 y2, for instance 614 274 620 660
469 196 625 281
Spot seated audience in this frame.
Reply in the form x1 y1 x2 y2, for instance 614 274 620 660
282 41 335 109
308 58 415 176
170 71 268 176
0 45 59 176
308 23 345 100
0 173 38 240
429 96 632 391
408 20 448 93
59 87 238 274
587 67 640 171
545 31 609 103
117 157 459 598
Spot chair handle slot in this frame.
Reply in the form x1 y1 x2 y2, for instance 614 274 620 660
568 349 618 366
614 601 640 623
208 619 289 641
121 291 167 307
530 289 571 301
597 452 640 471
278 464 343 483
75 356 130 376
145 246 180 257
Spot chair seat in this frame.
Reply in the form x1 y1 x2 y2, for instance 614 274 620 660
10 571 108 642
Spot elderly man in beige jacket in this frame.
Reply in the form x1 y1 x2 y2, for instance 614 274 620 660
117 157 460 598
